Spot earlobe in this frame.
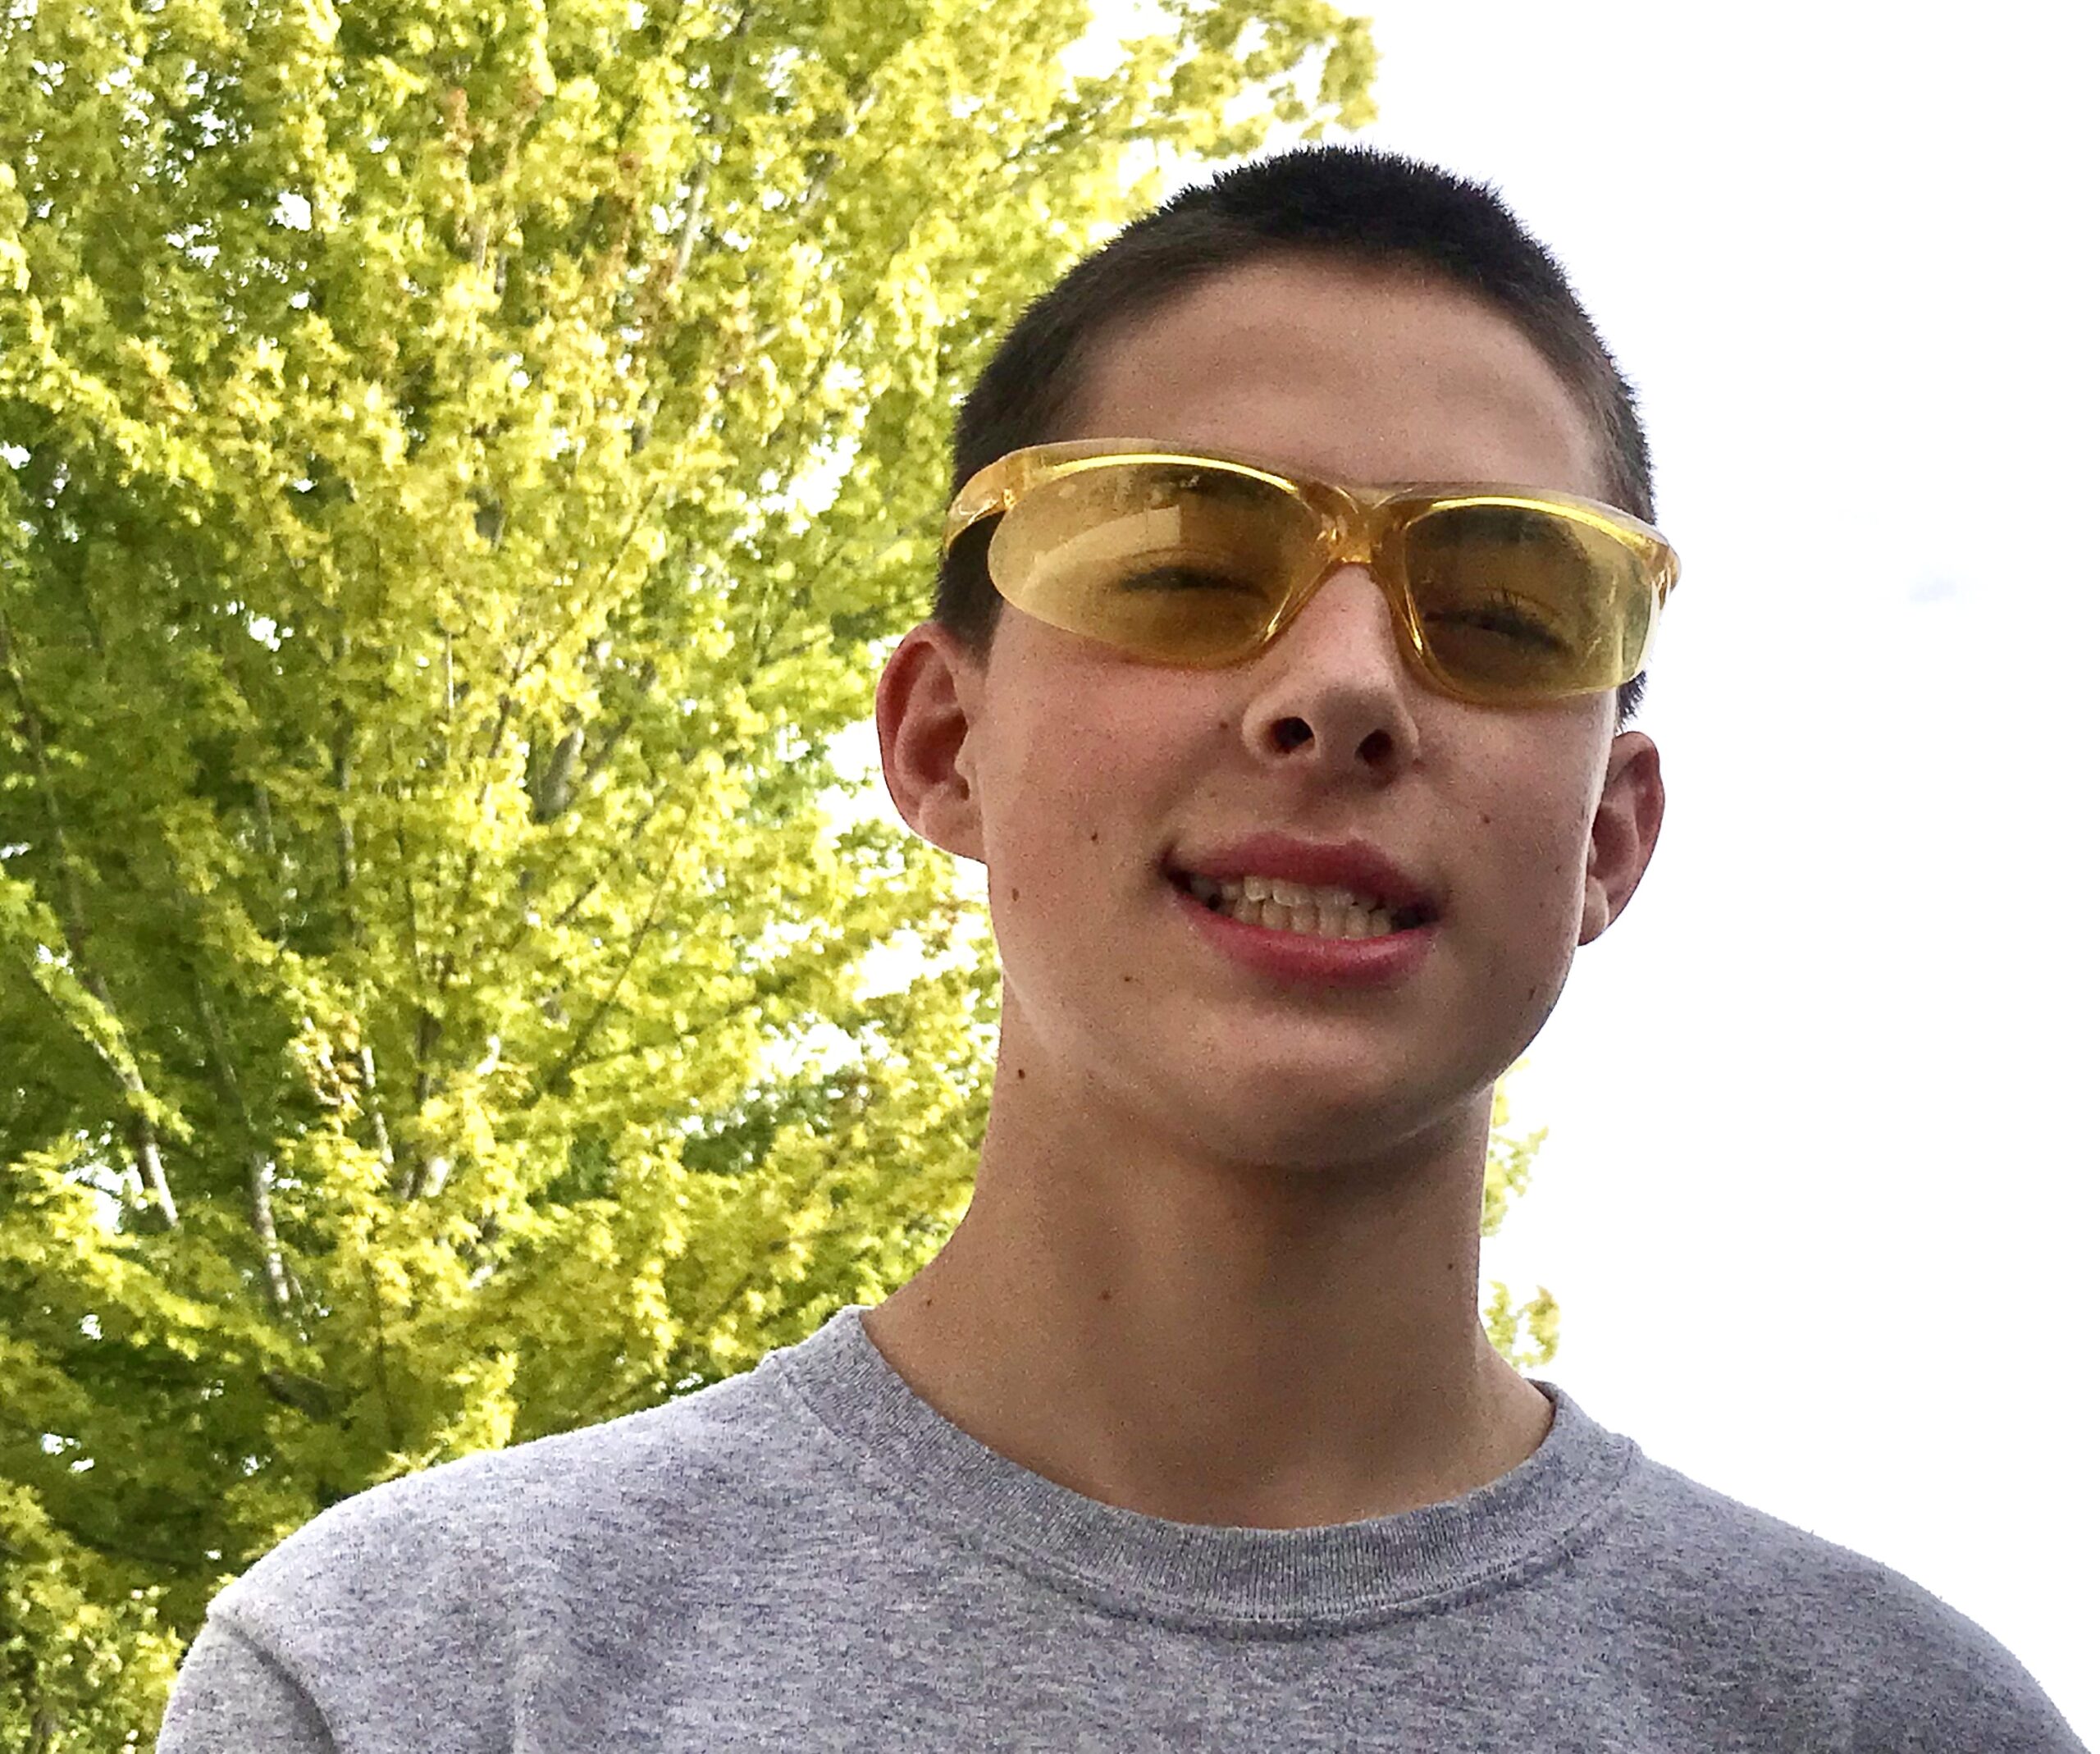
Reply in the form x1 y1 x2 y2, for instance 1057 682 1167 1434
1579 731 1664 943
874 622 988 864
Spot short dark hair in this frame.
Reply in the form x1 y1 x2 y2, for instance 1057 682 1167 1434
935 144 1656 724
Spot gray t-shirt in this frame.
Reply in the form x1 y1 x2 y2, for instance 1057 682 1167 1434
157 1304 2084 1751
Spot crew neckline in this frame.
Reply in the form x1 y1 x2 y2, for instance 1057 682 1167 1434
765 1304 1640 1631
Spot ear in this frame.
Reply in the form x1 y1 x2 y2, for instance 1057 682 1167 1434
875 620 989 864
1579 730 1664 943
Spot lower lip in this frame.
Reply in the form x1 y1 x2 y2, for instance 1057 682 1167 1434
1168 883 1436 986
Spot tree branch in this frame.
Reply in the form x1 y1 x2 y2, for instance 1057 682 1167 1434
189 971 299 1322
392 815 442 1199
0 611 179 1230
359 1044 396 1170
505 478 670 686
331 631 358 902
528 724 584 821
541 983 768 1086
751 585 927 677
536 805 695 1095
669 0 758 290
364 1255 400 1452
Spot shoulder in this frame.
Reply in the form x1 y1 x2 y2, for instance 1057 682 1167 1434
158 1618 337 1753
1593 1447 2083 1750
203 1361 801 1723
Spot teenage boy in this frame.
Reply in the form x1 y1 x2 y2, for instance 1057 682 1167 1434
158 145 2086 1752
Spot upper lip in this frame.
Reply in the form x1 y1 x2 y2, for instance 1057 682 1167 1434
1167 834 1440 917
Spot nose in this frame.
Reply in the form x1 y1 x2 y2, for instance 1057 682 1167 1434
1237 566 1422 783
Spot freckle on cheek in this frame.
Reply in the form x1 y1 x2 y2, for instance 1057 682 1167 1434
1015 1067 1025 1080
1010 887 1020 901
1479 812 1494 827
1089 832 1098 843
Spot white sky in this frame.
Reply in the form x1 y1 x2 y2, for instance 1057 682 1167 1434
846 0 2098 1737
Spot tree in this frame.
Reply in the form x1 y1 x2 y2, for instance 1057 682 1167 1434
0 0 1376 1742
1481 1069 1559 1371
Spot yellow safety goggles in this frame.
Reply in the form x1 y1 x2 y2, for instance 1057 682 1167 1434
943 439 1681 706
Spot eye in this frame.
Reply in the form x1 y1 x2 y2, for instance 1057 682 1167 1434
1425 593 1571 652
1115 564 1266 596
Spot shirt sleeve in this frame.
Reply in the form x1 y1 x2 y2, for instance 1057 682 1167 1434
156 1618 337 1754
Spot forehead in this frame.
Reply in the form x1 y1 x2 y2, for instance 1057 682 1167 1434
1063 254 1604 500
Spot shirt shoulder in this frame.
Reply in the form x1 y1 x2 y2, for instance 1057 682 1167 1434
157 1618 336 1753
1592 1448 2085 1751
194 1361 805 1752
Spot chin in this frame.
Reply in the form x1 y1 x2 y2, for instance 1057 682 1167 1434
1167 1062 1490 1172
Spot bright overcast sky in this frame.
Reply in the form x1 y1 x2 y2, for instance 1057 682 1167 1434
851 0 2098 1737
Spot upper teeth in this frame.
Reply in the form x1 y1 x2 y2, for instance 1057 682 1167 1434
1185 874 1388 912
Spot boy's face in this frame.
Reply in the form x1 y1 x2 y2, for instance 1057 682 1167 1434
883 254 1663 1170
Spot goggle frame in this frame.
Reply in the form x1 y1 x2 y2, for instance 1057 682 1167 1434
943 438 1682 705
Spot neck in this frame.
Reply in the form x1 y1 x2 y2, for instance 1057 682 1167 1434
861 1021 1552 1529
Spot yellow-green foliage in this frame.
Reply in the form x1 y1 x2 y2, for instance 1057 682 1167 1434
0 0 1376 1741
1481 1068 1559 1371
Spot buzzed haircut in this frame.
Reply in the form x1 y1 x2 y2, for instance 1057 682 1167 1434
935 144 1657 724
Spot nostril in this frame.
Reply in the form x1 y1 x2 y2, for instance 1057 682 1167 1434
1269 717 1313 752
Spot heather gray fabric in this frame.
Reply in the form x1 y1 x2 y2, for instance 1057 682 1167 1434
158 1304 2084 1752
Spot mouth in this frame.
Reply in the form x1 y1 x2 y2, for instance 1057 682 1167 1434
1166 868 1437 940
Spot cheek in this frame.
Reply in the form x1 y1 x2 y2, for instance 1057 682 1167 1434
975 647 1220 880
1442 797 1593 1067
1455 751 1603 949
975 690 1157 917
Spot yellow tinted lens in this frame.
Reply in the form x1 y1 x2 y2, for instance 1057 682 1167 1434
1395 502 1653 701
986 460 1317 663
